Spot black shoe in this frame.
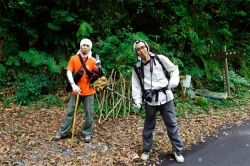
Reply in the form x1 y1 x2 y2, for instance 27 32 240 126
84 135 92 143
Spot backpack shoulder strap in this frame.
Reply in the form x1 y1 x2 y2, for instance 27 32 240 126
133 65 143 89
154 54 166 71
133 65 145 101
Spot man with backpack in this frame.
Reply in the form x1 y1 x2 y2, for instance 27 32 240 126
54 38 101 143
132 40 184 162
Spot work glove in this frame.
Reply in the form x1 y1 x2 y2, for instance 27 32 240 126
94 60 101 68
93 76 109 91
167 82 177 90
71 83 81 94
134 102 141 109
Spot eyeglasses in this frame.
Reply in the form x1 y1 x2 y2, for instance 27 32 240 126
136 45 147 52
135 40 147 52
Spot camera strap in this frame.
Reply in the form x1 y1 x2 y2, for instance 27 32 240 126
78 54 88 63
149 57 153 90
133 54 169 102
78 54 89 73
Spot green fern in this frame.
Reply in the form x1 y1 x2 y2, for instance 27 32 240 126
0 64 6 76
47 23 61 31
18 48 62 73
18 49 43 67
229 70 250 88
131 32 149 42
76 21 93 39
46 58 61 73
5 56 20 66
50 9 76 24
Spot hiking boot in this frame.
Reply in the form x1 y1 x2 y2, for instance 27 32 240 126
84 135 92 143
173 151 184 163
54 133 66 141
141 150 152 160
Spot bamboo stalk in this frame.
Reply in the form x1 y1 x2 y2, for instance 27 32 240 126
95 71 135 120
98 89 106 124
120 72 126 117
113 71 117 119
103 97 122 122
115 74 123 118
115 96 123 118
127 82 131 116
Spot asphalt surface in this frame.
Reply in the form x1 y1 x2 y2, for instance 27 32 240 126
144 120 250 166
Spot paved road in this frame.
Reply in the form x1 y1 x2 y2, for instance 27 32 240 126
144 120 250 166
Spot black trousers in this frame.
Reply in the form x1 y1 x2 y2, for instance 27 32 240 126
142 100 183 152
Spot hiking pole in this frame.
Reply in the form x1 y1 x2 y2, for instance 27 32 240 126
106 87 136 104
71 93 80 148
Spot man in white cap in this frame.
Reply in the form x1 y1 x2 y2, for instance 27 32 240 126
54 38 101 143
132 40 184 162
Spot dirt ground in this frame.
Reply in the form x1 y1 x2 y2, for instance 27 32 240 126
1 100 250 165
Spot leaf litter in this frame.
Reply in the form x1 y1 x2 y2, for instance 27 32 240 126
0 101 250 165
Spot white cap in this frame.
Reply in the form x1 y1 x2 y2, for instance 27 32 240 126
80 38 92 49
78 38 92 58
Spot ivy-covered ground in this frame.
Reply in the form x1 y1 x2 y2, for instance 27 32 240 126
1 96 250 165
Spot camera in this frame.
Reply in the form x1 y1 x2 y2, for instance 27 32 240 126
144 89 154 102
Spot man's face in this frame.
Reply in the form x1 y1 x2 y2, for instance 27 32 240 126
135 42 149 61
80 44 91 55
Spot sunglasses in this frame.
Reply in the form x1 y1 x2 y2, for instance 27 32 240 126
135 40 146 44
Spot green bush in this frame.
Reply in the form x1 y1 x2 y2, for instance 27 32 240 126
14 74 55 105
0 0 249 107
196 97 208 107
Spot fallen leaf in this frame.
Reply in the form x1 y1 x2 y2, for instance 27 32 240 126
45 135 54 141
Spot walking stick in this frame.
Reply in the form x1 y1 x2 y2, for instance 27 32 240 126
71 93 80 148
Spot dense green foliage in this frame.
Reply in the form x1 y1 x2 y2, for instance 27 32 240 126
0 0 250 107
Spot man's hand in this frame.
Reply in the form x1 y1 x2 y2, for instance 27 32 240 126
134 102 141 109
71 83 81 94
94 60 101 68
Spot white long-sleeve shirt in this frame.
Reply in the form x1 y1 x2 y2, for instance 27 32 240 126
132 54 179 106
